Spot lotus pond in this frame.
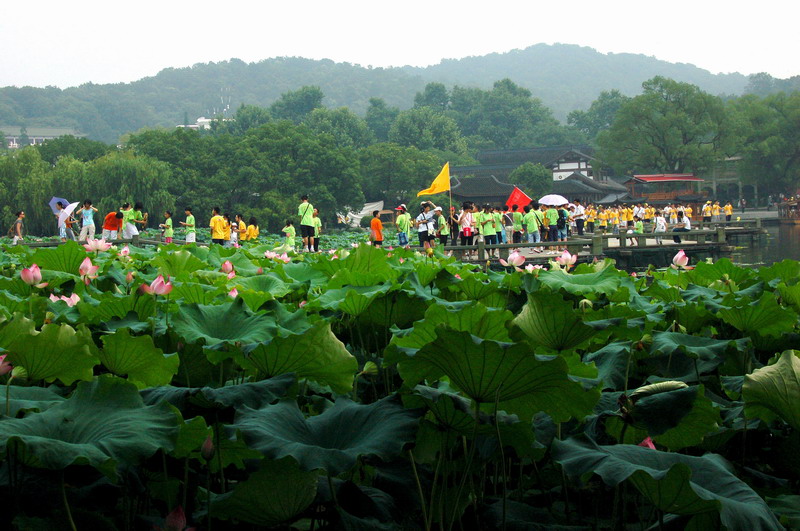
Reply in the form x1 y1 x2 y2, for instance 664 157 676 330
0 240 799 530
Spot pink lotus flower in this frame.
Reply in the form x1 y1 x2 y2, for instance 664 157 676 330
126 271 135 283
638 437 656 450
256 267 263 274
221 261 234 274
454 274 462 280
264 251 277 259
83 238 112 252
228 288 238 299
631 272 638 278
233 242 240 248
160 506 196 531
299 300 307 308
0 355 12 376
141 274 173 296
78 257 99 285
555 250 577 268
20 264 48 288
278 253 290 263
49 293 80 307
398 258 405 264
499 252 525 268
119 245 130 257
672 250 689 269
227 271 236 280
525 264 544 273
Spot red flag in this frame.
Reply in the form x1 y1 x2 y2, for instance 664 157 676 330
505 186 532 208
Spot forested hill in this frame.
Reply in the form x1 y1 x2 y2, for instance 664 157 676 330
0 43 758 143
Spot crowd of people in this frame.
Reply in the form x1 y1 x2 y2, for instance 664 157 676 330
7 194 738 254
384 199 738 252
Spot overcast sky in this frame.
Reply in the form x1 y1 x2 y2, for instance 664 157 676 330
1 0 798 88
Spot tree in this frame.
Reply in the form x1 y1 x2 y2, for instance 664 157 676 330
269 86 324 123
0 131 6 151
567 90 630 141
303 107 374 149
388 107 466 154
414 83 449 111
508 162 552 199
357 143 441 205
596 77 729 175
18 126 30 147
733 92 800 193
35 135 114 164
214 104 272 135
365 98 399 142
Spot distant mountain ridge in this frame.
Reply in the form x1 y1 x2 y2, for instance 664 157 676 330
0 43 754 143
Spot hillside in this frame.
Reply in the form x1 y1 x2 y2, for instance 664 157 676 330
0 43 755 143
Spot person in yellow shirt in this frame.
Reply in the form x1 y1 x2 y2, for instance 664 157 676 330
712 201 722 224
585 205 596 233
724 202 733 222
222 214 233 247
597 207 608 233
245 217 260 242
209 207 226 244
685 205 693 220
234 214 246 242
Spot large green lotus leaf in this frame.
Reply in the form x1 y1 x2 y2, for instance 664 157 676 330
718 293 797 337
233 273 291 298
172 299 277 347
0 315 98 385
341 244 395 280
583 341 635 391
687 258 756 288
777 282 800 313
78 292 156 323
239 321 356 393
759 259 800 285
99 328 179 388
211 457 317 527
0 290 48 323
30 240 87 274
632 385 721 451
312 284 393 315
646 332 750 381
0 385 65 417
451 276 498 300
390 303 512 354
767 495 800 529
743 350 800 430
278 262 329 289
552 438 781 530
512 291 595 352
171 281 222 305
398 329 597 423
233 395 421 475
141 373 295 411
537 264 623 296
0 376 178 479
151 249 207 277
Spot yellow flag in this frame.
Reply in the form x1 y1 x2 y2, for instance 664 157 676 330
417 163 450 197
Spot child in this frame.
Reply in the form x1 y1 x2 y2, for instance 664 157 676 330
395 205 410 248
282 220 296 250
102 211 123 240
370 210 384 247
160 211 174 244
311 209 321 252
653 210 667 245
629 215 644 246
246 217 260 243
180 207 196 244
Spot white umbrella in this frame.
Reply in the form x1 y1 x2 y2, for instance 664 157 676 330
58 202 80 225
539 194 569 206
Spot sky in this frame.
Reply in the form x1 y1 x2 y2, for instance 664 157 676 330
1 0 798 88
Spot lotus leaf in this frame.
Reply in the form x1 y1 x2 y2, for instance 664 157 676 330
743 350 800 430
512 291 595 351
233 395 422 475
239 321 356 393
552 438 781 530
719 292 797 337
99 328 179 388
0 314 98 384
211 457 317 527
0 376 178 479
536 263 623 296
0 385 65 417
151 249 207 277
171 299 278 346
30 240 87 274
141 373 295 411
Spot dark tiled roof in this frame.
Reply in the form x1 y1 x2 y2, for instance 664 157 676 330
565 172 627 192
476 145 595 166
451 175 516 198
553 179 601 195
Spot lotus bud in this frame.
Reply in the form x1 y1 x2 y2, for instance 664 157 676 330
11 366 27 381
0 355 12 376
637 437 656 449
126 271 135 283
578 299 593 312
256 267 263 274
44 312 55 324
200 435 215 462
426 247 434 257
360 361 379 377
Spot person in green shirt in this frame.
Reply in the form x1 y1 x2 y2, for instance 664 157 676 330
478 204 497 257
511 204 524 244
523 204 544 252
395 204 411 248
434 206 449 246
629 215 645 246
493 206 506 244
298 195 315 252
180 207 196 244
159 211 174 243
545 206 559 243
312 208 322 252
121 203 138 239
282 220 296 250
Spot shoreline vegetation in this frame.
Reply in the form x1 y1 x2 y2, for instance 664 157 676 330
0 240 797 529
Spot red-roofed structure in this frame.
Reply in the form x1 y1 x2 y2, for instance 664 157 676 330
625 174 705 201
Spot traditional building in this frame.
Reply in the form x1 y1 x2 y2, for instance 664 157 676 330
625 174 705 202
0 126 85 149
451 175 517 206
452 145 598 182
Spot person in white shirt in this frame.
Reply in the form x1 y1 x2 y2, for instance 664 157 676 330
652 210 668 245
415 202 435 249
672 210 691 243
573 200 586 235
